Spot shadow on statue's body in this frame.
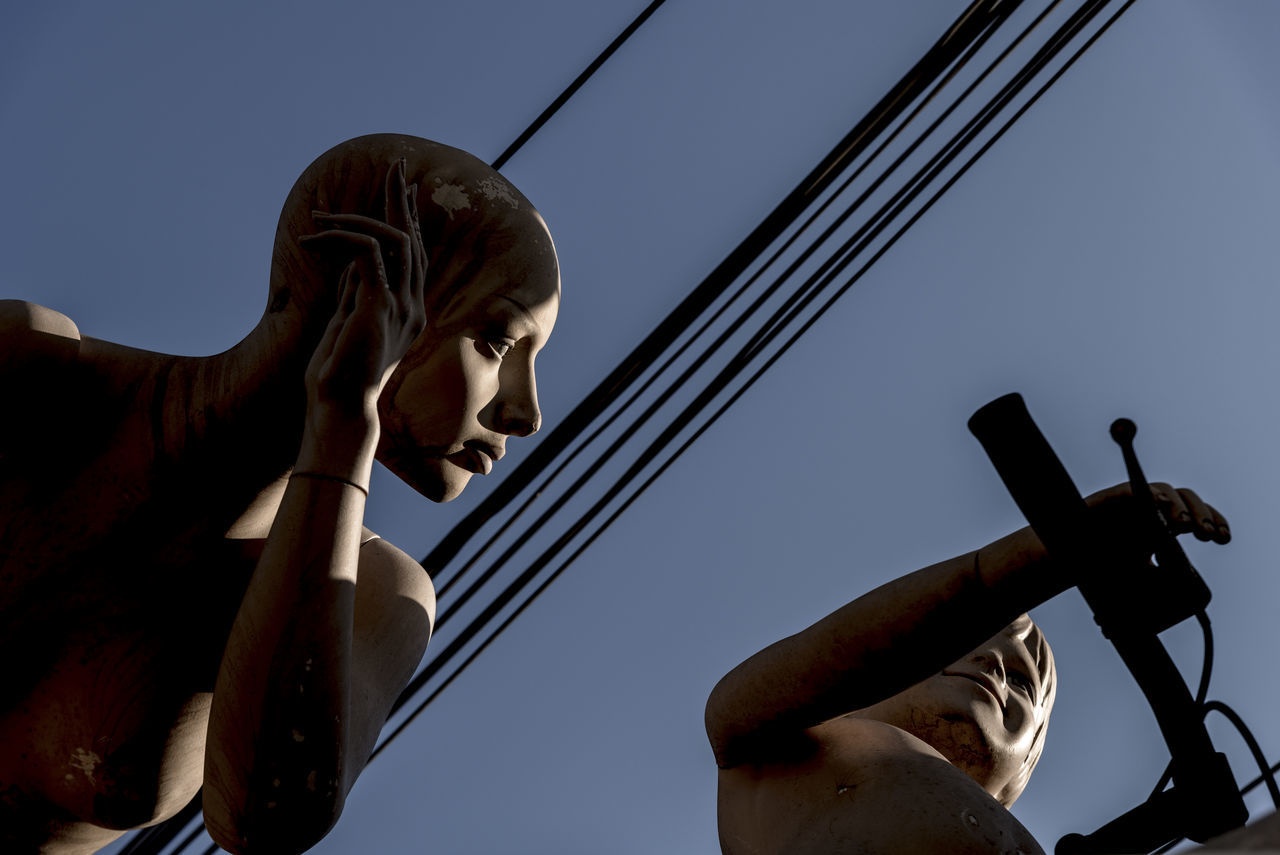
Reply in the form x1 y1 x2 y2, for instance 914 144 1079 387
0 134 560 855
707 483 1231 854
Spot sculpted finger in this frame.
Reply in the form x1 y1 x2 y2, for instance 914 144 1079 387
302 230 388 292
338 262 359 313
384 158 412 235
1178 488 1229 544
1209 505 1231 544
1147 481 1192 529
383 160 421 299
312 211 412 293
407 183 428 304
309 264 357 365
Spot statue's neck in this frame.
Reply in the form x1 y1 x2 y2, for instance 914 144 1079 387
188 306 325 472
91 302 329 526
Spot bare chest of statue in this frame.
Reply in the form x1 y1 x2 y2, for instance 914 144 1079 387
715 717 1045 855
0 349 275 842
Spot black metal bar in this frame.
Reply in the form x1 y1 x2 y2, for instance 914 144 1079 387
969 393 1246 848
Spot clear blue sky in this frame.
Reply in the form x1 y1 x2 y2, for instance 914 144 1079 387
5 1 1280 852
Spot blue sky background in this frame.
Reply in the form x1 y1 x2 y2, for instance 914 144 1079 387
5 1 1280 852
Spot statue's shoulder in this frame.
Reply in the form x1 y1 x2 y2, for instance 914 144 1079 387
0 300 82 369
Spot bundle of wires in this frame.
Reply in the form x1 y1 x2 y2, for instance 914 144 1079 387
120 1 1147 852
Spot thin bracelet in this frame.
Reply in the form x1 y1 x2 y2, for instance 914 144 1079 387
290 471 369 497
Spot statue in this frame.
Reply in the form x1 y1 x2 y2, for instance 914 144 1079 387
0 133 561 854
706 483 1230 854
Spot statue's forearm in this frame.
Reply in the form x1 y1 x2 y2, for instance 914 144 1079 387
705 524 1066 768
203 413 376 854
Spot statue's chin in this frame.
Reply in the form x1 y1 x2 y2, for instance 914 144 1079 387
377 451 466 504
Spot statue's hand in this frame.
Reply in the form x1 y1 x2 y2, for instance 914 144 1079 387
1084 481 1230 546
299 158 428 422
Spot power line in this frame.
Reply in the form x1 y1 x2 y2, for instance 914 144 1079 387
418 0 1017 587
381 0 1135 764
492 0 668 170
431 0 1030 612
391 0 1021 726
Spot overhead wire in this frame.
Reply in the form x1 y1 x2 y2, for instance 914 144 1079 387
419 0 1016 588
430 0 1036 616
429 0 1025 623
391 0 1026 724
491 0 668 170
380 0 1137 758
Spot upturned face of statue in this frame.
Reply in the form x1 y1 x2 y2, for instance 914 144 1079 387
856 615 1056 807
374 202 560 503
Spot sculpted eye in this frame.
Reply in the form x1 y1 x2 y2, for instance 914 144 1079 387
1008 670 1034 696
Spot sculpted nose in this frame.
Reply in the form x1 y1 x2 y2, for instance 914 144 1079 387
497 387 541 437
500 405 540 437
493 358 544 437
972 648 1007 686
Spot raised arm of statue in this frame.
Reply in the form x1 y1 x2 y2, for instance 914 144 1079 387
706 482 1228 855
202 159 436 853
704 483 1227 770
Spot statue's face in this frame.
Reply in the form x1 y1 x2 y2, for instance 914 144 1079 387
374 211 560 502
855 616 1054 806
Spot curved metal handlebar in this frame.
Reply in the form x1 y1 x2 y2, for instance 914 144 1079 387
968 393 1246 852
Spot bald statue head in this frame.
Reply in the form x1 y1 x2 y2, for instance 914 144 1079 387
269 133 559 322
266 134 561 503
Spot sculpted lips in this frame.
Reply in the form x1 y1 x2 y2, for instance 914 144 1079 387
447 441 504 475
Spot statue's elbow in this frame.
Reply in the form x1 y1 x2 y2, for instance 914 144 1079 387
206 780 346 855
704 688 737 769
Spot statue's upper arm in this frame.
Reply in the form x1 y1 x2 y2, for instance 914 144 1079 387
345 536 435 777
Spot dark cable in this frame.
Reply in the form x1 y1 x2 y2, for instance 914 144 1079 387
437 0 1078 640
433 0 1023 616
740 0 1115 366
1157 701 1280 853
1204 700 1280 808
1195 611 1215 706
410 0 1118 724
1242 759 1280 798
418 0 1015 580
1149 611 1215 799
384 0 1133 749
491 0 668 170
567 0 1137 632
397 0 1019 714
1157 755 1280 854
